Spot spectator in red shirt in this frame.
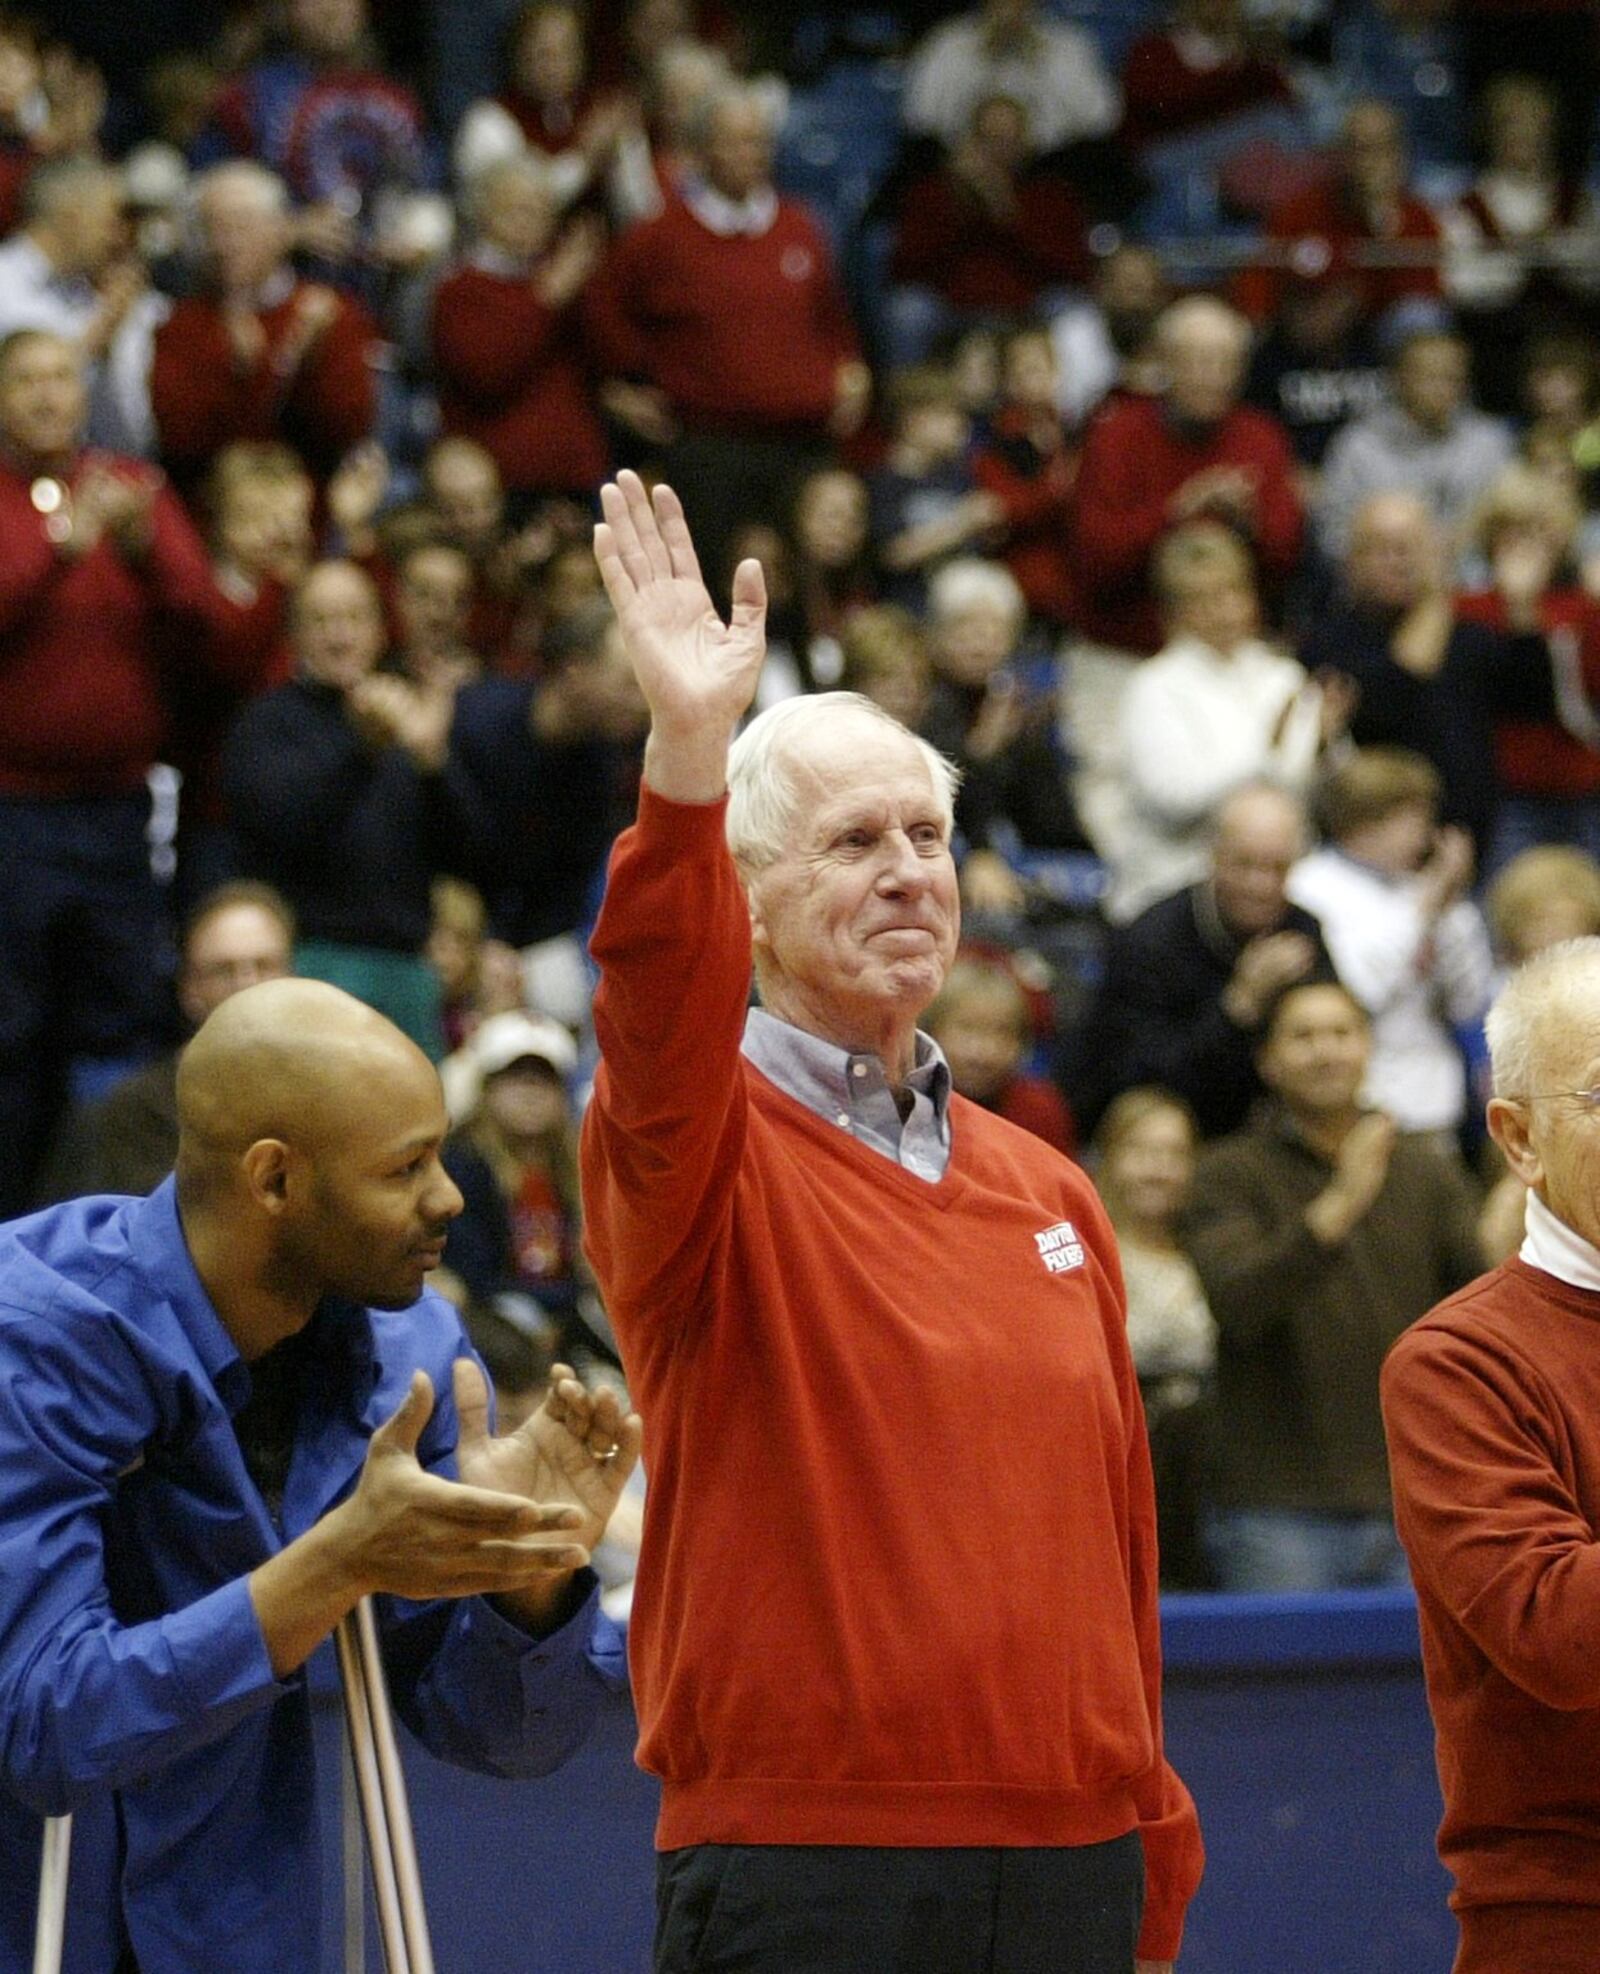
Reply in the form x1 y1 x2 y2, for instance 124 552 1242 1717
453 0 645 218
431 154 609 501
1068 295 1303 851
0 329 239 1210
887 92 1092 367
972 325 1079 629
1457 462 1600 873
586 79 868 596
1119 0 1295 154
925 954 1078 1157
149 160 379 500
1234 99 1446 339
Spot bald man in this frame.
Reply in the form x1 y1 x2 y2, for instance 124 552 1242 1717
0 980 640 1974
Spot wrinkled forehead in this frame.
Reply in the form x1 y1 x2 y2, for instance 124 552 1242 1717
777 715 938 814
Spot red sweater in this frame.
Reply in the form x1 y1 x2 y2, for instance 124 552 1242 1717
431 263 609 496
890 169 1091 313
1119 29 1293 151
1234 180 1443 326
973 405 1080 628
150 283 378 493
1455 586 1600 799
1069 394 1303 653
0 453 228 796
1383 1257 1600 1928
586 196 859 433
580 788 1202 1960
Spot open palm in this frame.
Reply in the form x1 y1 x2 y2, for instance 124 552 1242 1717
453 1358 642 1558
594 470 767 737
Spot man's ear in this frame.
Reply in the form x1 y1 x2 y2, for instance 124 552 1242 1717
1487 1097 1542 1191
240 1137 294 1215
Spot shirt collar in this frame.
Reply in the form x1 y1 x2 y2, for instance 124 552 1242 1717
741 1006 952 1128
129 1177 251 1413
682 175 779 238
1520 1187 1600 1291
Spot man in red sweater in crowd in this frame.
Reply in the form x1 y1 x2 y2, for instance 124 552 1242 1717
1383 939 1600 1974
149 160 378 501
586 81 869 596
582 470 1202 1974
1068 292 1302 853
0 329 234 1213
1233 99 1444 338
430 153 609 502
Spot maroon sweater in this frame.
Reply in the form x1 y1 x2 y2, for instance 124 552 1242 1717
1384 1257 1600 1932
150 282 378 493
586 195 859 433
890 169 1091 313
0 453 226 797
431 262 608 496
1069 394 1303 653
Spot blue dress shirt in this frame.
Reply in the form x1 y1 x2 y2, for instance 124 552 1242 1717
0 1180 624 1973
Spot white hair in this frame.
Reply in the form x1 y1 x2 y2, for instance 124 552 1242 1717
464 152 555 229
926 557 1025 628
194 160 289 219
1156 293 1249 358
726 692 959 874
1484 936 1600 1098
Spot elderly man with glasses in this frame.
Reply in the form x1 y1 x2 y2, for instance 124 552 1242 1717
1384 936 1600 1973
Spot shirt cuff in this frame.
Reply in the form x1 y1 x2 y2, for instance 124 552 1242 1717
171 1576 291 1715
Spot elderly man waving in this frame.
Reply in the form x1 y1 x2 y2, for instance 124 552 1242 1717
583 470 1203 1974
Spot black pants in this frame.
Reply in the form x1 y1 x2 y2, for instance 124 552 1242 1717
655 1834 1145 1974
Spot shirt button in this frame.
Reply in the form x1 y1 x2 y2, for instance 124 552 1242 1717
850 1061 869 1079
835 1111 850 1127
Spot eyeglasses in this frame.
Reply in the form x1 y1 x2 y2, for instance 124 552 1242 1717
1519 1089 1600 1113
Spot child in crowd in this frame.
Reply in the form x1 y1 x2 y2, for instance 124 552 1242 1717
1092 1086 1216 1589
924 956 1076 1157
1288 747 1494 1144
440 1009 615 1367
972 326 1079 628
428 876 526 1054
1485 844 1600 968
839 605 933 732
869 364 1000 608
786 466 876 687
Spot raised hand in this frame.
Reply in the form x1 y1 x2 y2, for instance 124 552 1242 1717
593 469 766 800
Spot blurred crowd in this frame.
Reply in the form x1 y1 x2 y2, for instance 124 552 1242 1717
8 0 1600 1599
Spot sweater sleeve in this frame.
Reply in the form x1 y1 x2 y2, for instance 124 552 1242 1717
580 787 752 1340
285 299 378 459
1068 408 1174 597
1383 1317 1600 1711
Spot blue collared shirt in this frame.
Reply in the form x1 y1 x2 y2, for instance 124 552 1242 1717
0 1180 624 1974
741 1007 954 1182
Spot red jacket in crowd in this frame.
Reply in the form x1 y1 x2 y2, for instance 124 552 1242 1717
972 405 1080 628
1455 585 1600 800
1234 179 1444 327
1118 28 1293 152
890 169 1092 314
586 193 859 434
1069 394 1303 653
0 453 244 797
150 279 379 494
431 260 609 497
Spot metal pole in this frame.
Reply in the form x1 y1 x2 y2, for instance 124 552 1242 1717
31 1813 71 1974
333 1609 410 1974
353 1597 436 1974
